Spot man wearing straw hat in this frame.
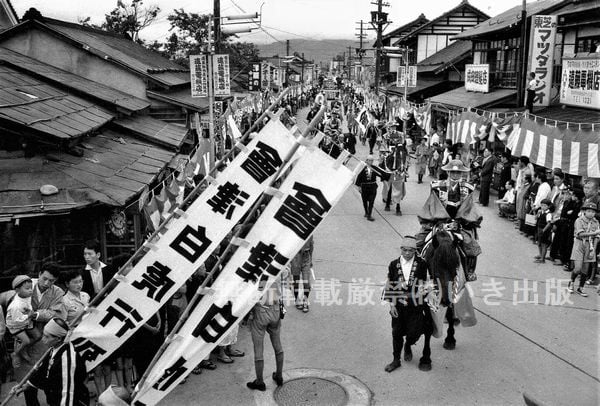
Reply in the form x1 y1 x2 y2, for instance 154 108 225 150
417 159 483 281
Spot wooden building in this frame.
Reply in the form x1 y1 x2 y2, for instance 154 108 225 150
0 46 188 277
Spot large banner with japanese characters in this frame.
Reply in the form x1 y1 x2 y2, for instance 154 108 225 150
132 148 359 406
527 15 557 107
68 119 298 371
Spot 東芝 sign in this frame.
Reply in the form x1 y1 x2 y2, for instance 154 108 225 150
528 15 557 107
465 64 489 93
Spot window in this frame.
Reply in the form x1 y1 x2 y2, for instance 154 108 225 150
472 37 520 88
576 36 600 53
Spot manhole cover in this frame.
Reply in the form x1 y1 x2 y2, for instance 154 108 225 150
274 377 348 406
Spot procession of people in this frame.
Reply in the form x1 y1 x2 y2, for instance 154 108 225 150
1 79 598 406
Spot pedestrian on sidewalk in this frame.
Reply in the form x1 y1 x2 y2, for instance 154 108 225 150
568 202 600 297
355 155 385 221
478 147 496 207
415 137 429 184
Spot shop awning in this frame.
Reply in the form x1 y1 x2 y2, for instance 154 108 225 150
386 79 445 97
428 87 517 109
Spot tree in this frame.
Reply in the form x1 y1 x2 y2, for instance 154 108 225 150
102 0 160 42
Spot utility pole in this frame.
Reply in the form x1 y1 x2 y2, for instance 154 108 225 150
355 20 366 84
370 1 390 95
517 0 528 107
213 0 221 53
347 46 352 80
286 39 290 87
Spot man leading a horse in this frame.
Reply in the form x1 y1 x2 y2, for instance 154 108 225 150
417 159 482 350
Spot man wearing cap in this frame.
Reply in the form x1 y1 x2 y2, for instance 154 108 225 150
382 236 434 372
11 318 89 406
355 155 386 221
417 159 482 281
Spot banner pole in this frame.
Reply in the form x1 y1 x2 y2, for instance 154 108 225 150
131 105 327 402
59 87 292 337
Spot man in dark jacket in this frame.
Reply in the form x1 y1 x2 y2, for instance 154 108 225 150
82 239 116 300
478 147 496 207
382 236 433 372
355 155 386 221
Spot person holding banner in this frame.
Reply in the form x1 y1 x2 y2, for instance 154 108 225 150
11 318 89 406
247 270 287 391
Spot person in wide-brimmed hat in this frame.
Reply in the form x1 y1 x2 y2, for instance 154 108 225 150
416 155 481 283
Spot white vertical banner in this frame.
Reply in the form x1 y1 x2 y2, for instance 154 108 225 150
190 55 208 98
396 66 417 88
528 15 557 107
212 54 231 97
68 119 297 371
261 62 271 90
132 148 358 405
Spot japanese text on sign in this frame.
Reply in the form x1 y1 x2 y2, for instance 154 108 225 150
213 54 231 97
528 15 557 107
560 57 600 109
465 64 489 93
190 55 208 98
397 66 417 88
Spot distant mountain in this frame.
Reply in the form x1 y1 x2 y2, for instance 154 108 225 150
255 39 359 66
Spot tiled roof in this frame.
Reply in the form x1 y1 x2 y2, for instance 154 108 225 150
417 40 472 73
0 65 113 140
147 88 210 113
387 79 446 96
1 17 189 87
113 115 189 151
0 47 150 113
0 129 175 214
382 14 429 41
453 0 566 40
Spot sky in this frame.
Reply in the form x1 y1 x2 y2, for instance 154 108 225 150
11 0 527 45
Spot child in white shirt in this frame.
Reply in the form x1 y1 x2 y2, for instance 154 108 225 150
6 275 40 366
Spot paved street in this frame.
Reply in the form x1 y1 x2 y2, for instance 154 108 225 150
2 111 597 406
163 111 599 406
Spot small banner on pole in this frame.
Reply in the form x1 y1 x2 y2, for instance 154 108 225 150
68 119 297 371
132 147 356 405
190 55 208 98
212 54 231 97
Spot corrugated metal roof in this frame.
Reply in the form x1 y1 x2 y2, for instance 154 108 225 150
113 115 189 151
428 87 516 109
417 40 472 73
453 0 566 40
0 129 176 214
0 65 113 140
0 47 150 113
42 19 189 86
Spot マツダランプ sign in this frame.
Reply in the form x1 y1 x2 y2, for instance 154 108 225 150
68 119 298 371
132 147 358 405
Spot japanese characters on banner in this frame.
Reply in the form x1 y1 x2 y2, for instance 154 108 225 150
560 57 600 109
465 64 490 93
248 63 261 91
68 119 298 371
397 66 417 88
190 55 208 98
261 62 271 90
528 15 557 107
133 147 358 405
506 116 600 178
213 54 231 97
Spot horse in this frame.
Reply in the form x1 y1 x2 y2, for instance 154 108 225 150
420 223 465 351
